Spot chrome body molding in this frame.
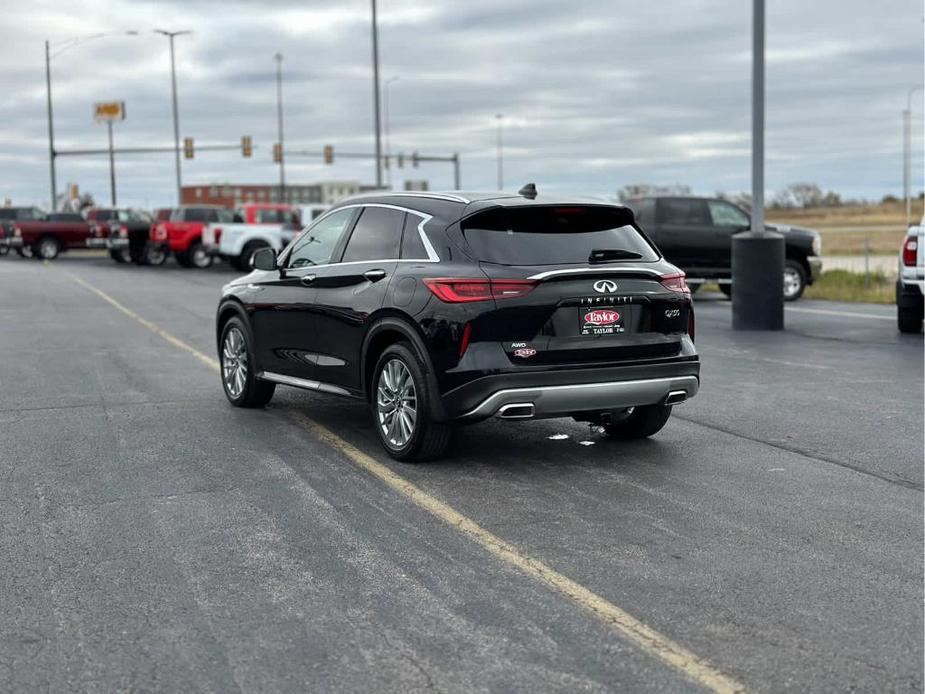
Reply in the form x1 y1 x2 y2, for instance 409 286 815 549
258 371 352 397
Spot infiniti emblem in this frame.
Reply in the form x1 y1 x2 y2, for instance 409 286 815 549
593 279 618 293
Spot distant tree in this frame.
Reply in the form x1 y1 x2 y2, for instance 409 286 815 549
617 183 692 201
881 194 899 204
771 182 843 209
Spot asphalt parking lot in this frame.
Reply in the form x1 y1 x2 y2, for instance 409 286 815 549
1 254 922 693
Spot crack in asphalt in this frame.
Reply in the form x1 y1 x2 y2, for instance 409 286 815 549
675 414 923 491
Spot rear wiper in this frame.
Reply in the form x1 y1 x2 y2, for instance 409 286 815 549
588 248 643 263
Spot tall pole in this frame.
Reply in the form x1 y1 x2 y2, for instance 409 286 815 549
168 35 181 204
453 152 461 190
905 85 923 225
384 76 398 189
156 30 190 205
45 40 57 211
371 0 383 188
275 53 286 203
107 121 117 206
731 0 784 331
496 113 504 190
751 0 765 238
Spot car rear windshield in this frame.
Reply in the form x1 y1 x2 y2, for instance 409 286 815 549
461 205 658 266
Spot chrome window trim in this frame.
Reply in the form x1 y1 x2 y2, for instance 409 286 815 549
527 267 663 281
280 202 439 267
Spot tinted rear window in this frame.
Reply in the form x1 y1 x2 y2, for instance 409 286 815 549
461 206 657 266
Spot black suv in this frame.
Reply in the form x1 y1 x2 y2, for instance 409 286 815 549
627 196 822 301
216 191 700 461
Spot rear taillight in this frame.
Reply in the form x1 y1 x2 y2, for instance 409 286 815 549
902 236 918 266
213 227 223 244
119 225 128 238
423 278 537 303
13 225 21 237
660 272 690 295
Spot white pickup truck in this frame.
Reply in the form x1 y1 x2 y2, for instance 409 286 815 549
203 203 308 271
896 218 924 333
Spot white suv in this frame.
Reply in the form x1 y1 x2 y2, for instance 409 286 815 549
897 219 924 333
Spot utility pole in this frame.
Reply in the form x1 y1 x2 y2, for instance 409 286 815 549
904 85 923 225
107 120 117 205
496 113 504 190
275 53 286 203
371 0 383 188
453 152 461 190
156 30 191 206
384 76 399 189
45 40 57 211
731 0 784 331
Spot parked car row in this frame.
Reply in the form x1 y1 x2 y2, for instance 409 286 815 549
0 202 327 269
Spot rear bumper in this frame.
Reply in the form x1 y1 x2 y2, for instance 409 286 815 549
86 238 108 249
445 355 701 422
0 237 23 248
459 374 699 421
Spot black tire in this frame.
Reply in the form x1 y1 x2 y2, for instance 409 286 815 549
15 246 31 258
144 244 168 266
34 236 60 260
175 250 192 267
718 283 732 299
219 317 275 408
109 248 129 263
188 242 212 269
371 342 453 462
235 241 269 272
602 404 673 440
783 260 807 302
897 305 924 334
0 246 8 256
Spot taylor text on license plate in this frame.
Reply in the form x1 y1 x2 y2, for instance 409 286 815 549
581 307 625 335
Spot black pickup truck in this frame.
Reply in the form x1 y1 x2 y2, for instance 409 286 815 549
627 196 822 301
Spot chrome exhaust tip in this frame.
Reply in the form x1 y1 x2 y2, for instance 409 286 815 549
498 403 535 419
665 390 688 405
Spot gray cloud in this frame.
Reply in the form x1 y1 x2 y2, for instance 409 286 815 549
1 0 922 208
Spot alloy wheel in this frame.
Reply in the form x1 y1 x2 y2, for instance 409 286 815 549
376 358 417 448
222 327 248 398
783 267 802 300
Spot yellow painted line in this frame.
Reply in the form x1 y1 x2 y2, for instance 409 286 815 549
67 270 746 694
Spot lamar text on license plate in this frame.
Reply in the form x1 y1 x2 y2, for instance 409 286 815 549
580 307 625 335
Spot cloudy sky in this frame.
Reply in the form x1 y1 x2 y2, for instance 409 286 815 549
2 0 923 209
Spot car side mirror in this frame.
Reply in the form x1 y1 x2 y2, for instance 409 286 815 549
252 247 277 271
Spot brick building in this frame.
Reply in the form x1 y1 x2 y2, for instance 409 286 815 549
180 181 373 208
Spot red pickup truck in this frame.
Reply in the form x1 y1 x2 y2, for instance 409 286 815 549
0 209 90 260
149 205 236 268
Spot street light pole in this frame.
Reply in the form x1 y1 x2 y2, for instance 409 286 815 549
384 76 398 189
45 40 57 211
496 113 504 190
904 85 923 225
156 30 191 206
275 53 286 203
731 0 784 331
371 0 383 189
107 120 117 205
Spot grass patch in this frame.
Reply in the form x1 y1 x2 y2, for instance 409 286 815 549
804 269 895 304
818 229 904 256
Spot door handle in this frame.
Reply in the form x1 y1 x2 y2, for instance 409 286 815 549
300 274 316 286
363 269 387 282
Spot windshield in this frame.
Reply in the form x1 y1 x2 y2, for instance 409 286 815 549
461 206 658 266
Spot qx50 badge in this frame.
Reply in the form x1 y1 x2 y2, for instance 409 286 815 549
593 279 618 294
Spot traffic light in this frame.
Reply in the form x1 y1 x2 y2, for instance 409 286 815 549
411 151 419 168
272 143 282 163
397 153 404 168
183 137 194 159
323 144 334 165
241 135 252 158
